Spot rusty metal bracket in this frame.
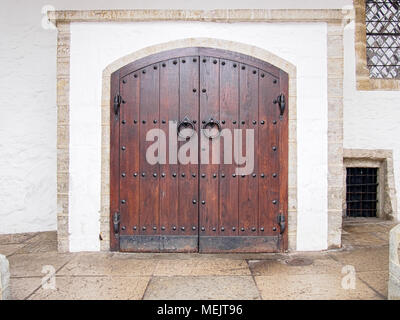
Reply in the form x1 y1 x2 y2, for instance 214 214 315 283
113 212 120 235
277 93 286 119
278 214 286 234
114 94 122 115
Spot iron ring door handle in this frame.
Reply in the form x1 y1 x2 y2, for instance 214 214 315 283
177 116 196 138
203 118 221 139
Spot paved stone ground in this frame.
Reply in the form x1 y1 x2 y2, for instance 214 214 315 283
0 218 396 300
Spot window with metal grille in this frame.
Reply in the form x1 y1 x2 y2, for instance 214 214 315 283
346 168 378 217
366 0 400 78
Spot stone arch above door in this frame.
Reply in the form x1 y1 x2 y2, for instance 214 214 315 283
99 38 298 251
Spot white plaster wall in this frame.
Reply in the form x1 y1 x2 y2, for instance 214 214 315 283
344 21 400 221
69 22 328 251
0 2 58 233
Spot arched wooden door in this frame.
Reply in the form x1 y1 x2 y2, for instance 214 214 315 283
110 48 288 253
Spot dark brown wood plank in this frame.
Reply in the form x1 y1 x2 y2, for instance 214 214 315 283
258 71 280 237
119 73 140 236
139 63 160 235
199 56 220 238
159 59 180 235
219 59 239 236
178 56 200 236
238 63 259 236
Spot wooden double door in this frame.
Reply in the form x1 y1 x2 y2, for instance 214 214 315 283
110 48 288 253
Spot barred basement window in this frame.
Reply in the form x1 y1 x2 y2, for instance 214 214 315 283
366 0 400 78
346 168 378 217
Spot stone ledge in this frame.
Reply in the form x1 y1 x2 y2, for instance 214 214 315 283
357 79 400 91
389 224 400 300
0 255 10 300
48 9 352 24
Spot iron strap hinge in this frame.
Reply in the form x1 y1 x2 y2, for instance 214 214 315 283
113 212 120 235
277 214 286 234
277 93 286 119
114 94 122 115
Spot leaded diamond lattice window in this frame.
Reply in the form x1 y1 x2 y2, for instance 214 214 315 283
366 0 400 78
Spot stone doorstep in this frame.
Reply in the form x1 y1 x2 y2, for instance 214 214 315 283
0 254 11 300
